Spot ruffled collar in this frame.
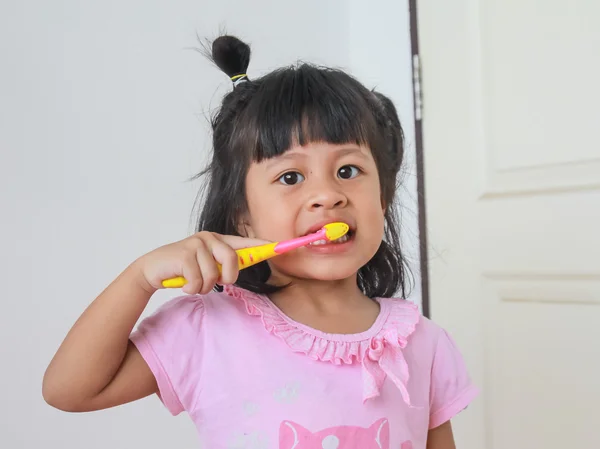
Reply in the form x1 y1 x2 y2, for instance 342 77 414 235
224 284 420 405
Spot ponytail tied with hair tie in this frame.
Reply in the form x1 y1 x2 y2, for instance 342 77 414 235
230 73 248 87
209 35 251 89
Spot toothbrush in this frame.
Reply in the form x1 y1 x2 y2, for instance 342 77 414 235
161 222 349 288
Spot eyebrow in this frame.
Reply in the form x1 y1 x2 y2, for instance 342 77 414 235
264 147 367 169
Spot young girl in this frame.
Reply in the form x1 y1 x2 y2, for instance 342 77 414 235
43 35 477 449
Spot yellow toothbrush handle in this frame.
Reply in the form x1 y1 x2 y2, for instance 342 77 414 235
236 242 278 269
161 276 188 288
161 242 278 288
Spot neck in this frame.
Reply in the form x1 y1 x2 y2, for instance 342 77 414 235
265 271 381 335
267 272 368 313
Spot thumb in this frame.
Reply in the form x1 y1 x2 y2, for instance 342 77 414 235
214 234 273 250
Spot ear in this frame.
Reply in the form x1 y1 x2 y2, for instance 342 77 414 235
279 421 310 448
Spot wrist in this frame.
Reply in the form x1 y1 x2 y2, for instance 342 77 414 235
127 258 157 296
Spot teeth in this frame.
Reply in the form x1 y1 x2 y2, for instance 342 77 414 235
335 234 350 243
309 233 351 246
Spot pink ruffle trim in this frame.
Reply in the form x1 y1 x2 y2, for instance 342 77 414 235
224 285 420 404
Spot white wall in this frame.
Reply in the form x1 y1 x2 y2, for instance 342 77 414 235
0 1 416 447
347 0 421 306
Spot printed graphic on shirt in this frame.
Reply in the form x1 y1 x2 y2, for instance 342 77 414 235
228 430 269 449
279 418 412 449
274 381 301 404
242 400 260 416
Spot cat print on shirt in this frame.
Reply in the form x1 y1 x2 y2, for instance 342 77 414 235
279 418 413 449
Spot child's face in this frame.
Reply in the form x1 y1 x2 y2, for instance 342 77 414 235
243 142 385 284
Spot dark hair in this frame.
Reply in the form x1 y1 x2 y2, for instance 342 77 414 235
196 35 410 298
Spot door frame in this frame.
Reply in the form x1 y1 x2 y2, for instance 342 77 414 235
408 0 430 317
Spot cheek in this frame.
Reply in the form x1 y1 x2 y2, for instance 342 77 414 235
245 168 288 239
246 190 296 240
359 181 386 235
359 179 385 210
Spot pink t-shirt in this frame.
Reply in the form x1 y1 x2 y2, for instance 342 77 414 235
131 285 478 449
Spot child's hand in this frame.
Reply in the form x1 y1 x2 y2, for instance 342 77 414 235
135 232 270 295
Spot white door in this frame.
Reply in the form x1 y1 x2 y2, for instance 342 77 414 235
418 1 600 448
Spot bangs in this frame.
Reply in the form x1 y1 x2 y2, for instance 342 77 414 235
236 64 378 161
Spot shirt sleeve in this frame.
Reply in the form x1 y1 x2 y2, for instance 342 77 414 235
428 329 479 429
130 295 206 416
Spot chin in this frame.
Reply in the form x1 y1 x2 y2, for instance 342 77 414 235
276 259 365 283
304 269 357 282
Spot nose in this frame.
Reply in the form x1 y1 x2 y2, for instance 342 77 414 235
305 179 348 210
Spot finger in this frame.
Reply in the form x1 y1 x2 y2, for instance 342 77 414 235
181 252 203 295
199 233 240 285
209 239 240 285
195 244 220 294
211 234 272 251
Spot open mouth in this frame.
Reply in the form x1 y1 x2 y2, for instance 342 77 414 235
309 228 355 246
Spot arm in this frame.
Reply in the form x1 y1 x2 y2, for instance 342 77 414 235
427 326 479 447
427 421 456 449
42 262 158 412
42 232 268 412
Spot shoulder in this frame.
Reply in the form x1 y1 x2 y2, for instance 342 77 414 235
137 289 244 332
141 293 206 326
382 298 444 348
131 289 254 360
412 313 465 366
413 314 447 345
411 315 466 364
155 293 206 316
383 298 460 365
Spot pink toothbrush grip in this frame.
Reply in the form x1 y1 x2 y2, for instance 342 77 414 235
274 229 327 253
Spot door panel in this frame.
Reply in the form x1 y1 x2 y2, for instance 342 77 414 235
419 0 600 447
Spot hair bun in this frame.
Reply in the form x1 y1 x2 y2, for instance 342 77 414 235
211 35 251 79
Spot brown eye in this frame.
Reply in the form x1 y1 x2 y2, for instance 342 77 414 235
338 165 360 179
278 171 305 185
